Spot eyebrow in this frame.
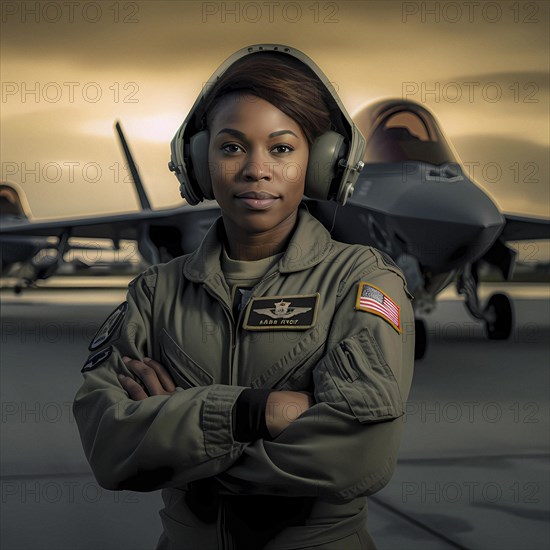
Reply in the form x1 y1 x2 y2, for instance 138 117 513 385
216 128 299 139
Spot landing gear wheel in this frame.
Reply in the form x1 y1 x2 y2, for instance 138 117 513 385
484 293 513 340
414 319 427 360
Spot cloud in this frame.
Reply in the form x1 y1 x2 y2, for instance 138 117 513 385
3 1 548 74
2 0 547 219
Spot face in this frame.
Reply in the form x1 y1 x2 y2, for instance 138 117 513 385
208 93 309 240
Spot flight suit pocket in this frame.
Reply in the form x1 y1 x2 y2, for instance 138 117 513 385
250 327 326 391
160 329 214 389
313 327 404 423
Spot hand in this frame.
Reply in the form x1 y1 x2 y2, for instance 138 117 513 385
265 391 314 438
118 356 177 401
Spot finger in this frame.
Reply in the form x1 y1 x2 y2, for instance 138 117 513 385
123 358 166 396
143 357 176 393
118 374 148 401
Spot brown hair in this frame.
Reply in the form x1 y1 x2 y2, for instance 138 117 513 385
196 52 333 146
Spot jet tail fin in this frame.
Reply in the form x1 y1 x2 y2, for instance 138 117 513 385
114 121 152 211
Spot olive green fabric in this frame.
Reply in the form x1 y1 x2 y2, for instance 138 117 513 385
221 246 283 313
221 245 283 287
73 205 415 549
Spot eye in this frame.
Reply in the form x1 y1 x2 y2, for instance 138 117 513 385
221 143 244 154
271 144 294 154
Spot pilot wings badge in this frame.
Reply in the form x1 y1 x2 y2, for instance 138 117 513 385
243 293 320 330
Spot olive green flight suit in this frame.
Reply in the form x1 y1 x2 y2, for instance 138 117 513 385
73 206 415 549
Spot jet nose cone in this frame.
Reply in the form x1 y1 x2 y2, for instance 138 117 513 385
393 173 505 269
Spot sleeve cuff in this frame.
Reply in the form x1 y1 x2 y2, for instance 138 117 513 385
202 385 248 457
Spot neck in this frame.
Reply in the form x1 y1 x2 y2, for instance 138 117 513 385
222 211 298 261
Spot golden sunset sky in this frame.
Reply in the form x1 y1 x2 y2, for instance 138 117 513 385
1 0 548 221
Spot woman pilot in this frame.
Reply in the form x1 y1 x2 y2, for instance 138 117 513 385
74 44 415 550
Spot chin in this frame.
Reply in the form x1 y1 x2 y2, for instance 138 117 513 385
237 215 282 234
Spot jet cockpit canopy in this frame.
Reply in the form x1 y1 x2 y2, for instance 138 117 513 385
353 100 459 166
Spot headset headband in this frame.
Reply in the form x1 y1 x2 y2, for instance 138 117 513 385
169 43 365 205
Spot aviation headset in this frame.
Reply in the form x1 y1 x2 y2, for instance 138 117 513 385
168 44 365 206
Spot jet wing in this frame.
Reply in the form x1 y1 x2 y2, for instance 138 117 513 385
479 213 549 281
0 122 222 288
500 213 550 241
1 120 220 247
0 202 221 278
0 202 219 241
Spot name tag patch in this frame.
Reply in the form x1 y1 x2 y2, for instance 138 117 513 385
243 293 319 330
82 346 112 373
355 282 401 333
89 302 128 351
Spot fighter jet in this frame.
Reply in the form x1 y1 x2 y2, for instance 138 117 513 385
0 123 220 293
308 99 549 357
1 105 548 357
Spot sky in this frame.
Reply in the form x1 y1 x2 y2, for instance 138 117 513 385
1 0 549 224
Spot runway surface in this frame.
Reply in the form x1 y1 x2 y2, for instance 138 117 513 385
1 282 548 550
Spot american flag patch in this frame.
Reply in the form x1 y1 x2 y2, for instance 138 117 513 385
355 282 401 333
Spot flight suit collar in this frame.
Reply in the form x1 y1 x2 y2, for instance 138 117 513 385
183 205 332 283
278 205 332 274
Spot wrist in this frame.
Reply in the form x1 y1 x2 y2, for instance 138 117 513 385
265 391 313 438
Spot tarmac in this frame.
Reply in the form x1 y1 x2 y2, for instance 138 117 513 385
1 281 548 550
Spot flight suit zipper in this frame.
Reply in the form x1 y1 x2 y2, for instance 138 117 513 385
201 280 235 549
203 270 279 548
254 270 278 291
219 498 234 550
202 281 235 384
232 270 278 385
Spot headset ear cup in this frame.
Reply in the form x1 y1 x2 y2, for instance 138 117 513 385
189 131 214 200
305 131 346 200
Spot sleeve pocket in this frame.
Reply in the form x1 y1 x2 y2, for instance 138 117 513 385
160 329 214 389
313 327 404 423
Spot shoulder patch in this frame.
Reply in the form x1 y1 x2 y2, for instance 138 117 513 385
355 282 401 333
88 302 128 351
82 346 113 373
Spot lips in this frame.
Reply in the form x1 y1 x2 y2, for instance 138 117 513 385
235 191 279 210
236 191 279 199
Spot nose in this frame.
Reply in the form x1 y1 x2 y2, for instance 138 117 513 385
392 176 505 269
241 150 273 182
